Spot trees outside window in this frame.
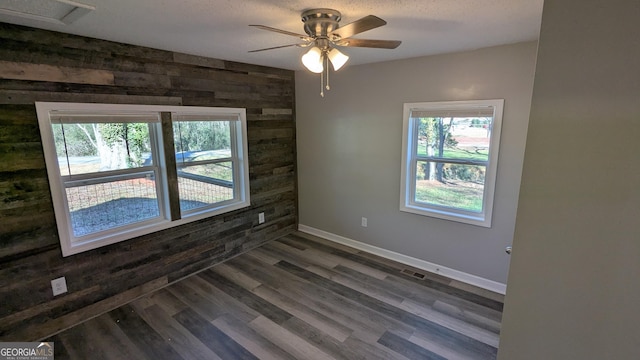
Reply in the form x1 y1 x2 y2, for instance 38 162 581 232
400 100 504 227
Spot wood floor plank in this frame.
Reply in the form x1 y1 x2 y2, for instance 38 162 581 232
211 262 262 290
186 274 261 324
80 316 151 360
276 260 499 358
305 246 390 280
347 253 503 312
108 304 185 360
306 256 500 346
243 246 280 265
259 241 321 270
226 251 415 342
229 251 313 289
344 334 420 360
199 269 293 325
336 263 503 327
257 243 419 334
270 239 341 268
47 231 504 360
173 308 258 360
305 263 405 306
205 265 344 341
130 302 223 360
409 329 483 360
49 334 72 360
212 314 297 360
52 314 148 360
400 298 500 347
342 334 413 360
281 316 368 360
378 330 448 360
433 299 502 334
410 327 498 360
144 288 189 316
291 233 504 311
164 279 226 322
248 315 334 360
276 236 309 250
252 284 353 342
52 322 111 360
80 313 152 360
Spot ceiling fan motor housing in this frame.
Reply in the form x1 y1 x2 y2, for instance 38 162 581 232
301 8 341 39
249 9 400 54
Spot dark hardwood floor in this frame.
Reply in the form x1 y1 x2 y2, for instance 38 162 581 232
46 232 504 359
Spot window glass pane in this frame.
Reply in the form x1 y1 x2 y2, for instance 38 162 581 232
53 123 152 176
416 117 444 157
415 116 491 161
448 117 491 161
173 121 232 164
178 162 234 212
415 161 486 212
66 173 160 237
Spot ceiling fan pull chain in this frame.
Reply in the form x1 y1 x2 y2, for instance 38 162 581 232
325 55 331 91
320 67 324 97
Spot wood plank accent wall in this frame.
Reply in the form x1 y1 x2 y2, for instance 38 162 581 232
0 23 297 341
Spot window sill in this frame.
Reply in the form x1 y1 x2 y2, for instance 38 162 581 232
400 203 491 228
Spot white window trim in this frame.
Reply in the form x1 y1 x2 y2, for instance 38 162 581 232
36 102 251 256
399 99 504 227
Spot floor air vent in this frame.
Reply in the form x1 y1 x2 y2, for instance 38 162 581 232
401 268 426 280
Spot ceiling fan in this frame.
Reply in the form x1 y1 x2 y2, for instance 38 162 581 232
249 8 401 96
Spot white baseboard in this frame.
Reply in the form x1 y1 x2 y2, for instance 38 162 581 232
298 224 507 295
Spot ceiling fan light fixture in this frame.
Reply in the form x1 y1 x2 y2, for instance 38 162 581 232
301 46 324 73
327 47 349 71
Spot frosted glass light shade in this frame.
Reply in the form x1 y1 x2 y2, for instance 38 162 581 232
327 48 349 71
301 47 324 73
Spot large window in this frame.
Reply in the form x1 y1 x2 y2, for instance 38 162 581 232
36 102 250 256
400 99 504 227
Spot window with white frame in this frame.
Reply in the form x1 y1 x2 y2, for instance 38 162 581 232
36 102 250 256
400 99 504 227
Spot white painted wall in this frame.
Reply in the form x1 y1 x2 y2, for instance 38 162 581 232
296 41 537 285
498 0 640 358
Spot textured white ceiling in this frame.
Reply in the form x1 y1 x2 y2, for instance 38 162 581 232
0 0 544 71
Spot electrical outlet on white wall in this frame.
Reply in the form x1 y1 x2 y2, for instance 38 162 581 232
361 217 368 227
51 276 67 296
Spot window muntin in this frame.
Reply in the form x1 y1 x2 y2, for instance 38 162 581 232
400 100 503 227
36 102 250 256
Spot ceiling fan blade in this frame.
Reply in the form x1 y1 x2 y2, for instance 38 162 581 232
330 15 387 39
249 25 312 41
248 43 304 53
335 38 402 49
